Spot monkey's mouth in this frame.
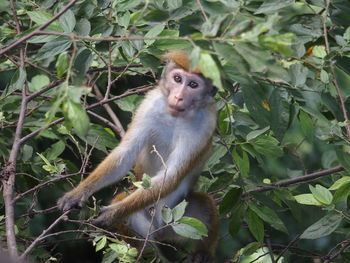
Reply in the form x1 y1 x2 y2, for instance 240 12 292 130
168 105 185 116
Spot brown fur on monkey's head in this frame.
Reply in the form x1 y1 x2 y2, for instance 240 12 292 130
162 50 201 74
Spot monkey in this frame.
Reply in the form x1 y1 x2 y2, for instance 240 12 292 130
58 50 219 262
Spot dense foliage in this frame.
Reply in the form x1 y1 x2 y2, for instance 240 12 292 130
1 0 350 262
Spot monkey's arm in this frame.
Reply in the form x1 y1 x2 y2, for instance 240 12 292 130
57 120 150 211
92 138 212 227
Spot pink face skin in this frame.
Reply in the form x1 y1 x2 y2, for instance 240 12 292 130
164 68 209 117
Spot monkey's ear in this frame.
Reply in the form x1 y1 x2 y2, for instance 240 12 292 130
210 86 218 97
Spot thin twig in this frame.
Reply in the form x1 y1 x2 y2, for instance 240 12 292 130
196 0 209 22
87 110 120 135
91 83 125 137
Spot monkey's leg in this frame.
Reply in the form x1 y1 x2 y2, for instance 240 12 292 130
184 191 219 263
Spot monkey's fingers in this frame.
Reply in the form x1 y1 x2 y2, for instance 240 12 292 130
90 206 121 229
57 192 85 211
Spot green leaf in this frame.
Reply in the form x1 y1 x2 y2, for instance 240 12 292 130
241 242 260 256
299 110 314 141
76 18 91 36
232 148 250 177
59 9 76 33
344 26 350 40
118 11 130 28
161 206 173 224
333 183 350 204
219 187 242 214
95 236 107 251
213 42 248 75
199 53 223 91
27 35 58 43
167 0 182 10
82 124 117 153
63 99 89 137
142 173 152 189
74 48 93 76
289 63 308 87
189 46 200 72
246 126 270 141
234 43 269 73
37 37 72 60
228 203 245 236
22 145 33 162
242 85 270 127
134 173 152 189
46 141 65 160
172 223 201 240
172 200 187 221
251 135 284 158
115 94 142 113
206 145 227 168
115 0 142 10
309 184 333 205
300 212 342 239
178 216 208 237
259 33 294 56
110 243 128 255
249 204 288 233
247 209 264 243
336 147 350 171
154 30 190 50
255 0 294 14
294 194 323 206
172 216 208 240
9 67 26 93
56 52 69 78
320 69 329 83
29 74 50 92
27 11 62 32
312 46 327 58
330 176 350 190
269 88 291 141
144 24 165 45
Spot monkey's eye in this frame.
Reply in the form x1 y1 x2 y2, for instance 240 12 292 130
174 74 182 83
188 81 198 89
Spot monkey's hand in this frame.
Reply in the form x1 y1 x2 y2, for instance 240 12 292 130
90 203 123 229
57 190 88 211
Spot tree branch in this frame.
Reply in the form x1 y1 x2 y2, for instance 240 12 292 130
245 166 345 196
19 210 71 259
0 0 78 56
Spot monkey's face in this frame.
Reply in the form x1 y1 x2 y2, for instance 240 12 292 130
163 67 214 117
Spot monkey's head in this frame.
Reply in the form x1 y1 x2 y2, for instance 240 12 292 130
160 50 217 118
